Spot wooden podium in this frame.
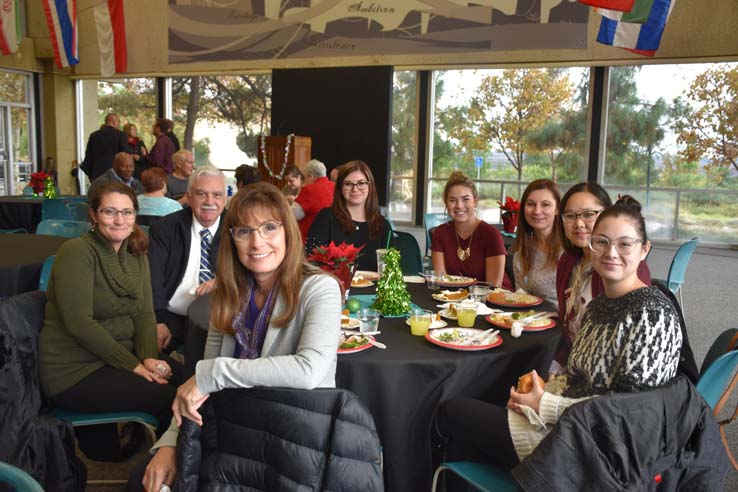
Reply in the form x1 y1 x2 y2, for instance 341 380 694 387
257 135 311 188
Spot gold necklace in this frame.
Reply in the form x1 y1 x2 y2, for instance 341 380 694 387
456 229 473 261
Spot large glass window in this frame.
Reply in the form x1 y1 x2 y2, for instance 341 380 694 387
171 75 271 191
606 63 738 242
430 67 589 222
0 70 34 195
389 71 417 223
96 78 157 149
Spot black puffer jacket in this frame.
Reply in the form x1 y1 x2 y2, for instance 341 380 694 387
174 387 384 492
512 376 728 492
0 291 86 491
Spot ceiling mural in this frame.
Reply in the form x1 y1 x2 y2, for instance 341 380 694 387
168 0 589 64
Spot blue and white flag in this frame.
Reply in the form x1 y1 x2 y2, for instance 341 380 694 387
596 0 675 56
42 0 78 68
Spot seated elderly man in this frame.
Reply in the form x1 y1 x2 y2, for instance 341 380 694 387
292 159 334 242
166 150 194 205
87 152 144 198
148 165 226 354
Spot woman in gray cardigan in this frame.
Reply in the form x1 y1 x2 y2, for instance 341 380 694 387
140 182 342 492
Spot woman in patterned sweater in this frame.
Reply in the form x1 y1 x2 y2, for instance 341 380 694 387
435 195 682 474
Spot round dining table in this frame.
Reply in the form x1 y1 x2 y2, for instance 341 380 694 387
186 281 561 492
0 233 70 298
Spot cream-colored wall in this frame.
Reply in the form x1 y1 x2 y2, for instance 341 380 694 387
69 0 738 78
42 73 77 194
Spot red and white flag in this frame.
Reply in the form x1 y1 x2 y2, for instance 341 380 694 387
0 0 21 55
94 0 127 76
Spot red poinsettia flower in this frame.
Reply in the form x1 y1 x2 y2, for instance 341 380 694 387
29 171 51 193
307 241 364 269
497 196 520 213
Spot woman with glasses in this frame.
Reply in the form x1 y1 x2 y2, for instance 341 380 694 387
39 181 180 462
432 171 511 288
552 183 650 376
511 179 563 304
435 195 681 479
136 182 342 492
305 160 392 271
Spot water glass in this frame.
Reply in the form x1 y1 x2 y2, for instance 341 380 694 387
376 249 388 277
470 284 491 303
408 308 433 336
456 301 478 328
358 308 380 333
425 269 440 291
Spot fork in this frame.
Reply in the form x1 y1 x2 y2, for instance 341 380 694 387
470 328 500 345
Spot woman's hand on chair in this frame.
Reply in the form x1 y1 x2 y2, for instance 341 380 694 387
173 376 209 427
143 358 172 381
143 446 175 492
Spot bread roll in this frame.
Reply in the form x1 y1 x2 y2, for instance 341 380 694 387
517 371 545 394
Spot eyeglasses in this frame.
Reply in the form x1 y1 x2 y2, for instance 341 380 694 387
98 207 136 219
588 234 644 254
562 209 603 223
342 180 370 191
230 222 282 242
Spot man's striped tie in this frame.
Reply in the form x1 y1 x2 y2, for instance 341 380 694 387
199 229 214 283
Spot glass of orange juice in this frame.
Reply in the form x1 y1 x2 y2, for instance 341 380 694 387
456 301 478 328
409 308 433 336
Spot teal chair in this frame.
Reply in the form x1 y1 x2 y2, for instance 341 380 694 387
653 237 700 307
68 200 90 221
0 228 27 233
390 230 423 275
51 408 159 485
0 462 44 492
41 199 74 220
36 219 90 238
424 212 450 257
696 342 738 410
38 255 55 292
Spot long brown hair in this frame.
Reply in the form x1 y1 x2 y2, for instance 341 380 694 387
211 182 328 333
332 160 384 238
512 179 563 273
88 181 148 255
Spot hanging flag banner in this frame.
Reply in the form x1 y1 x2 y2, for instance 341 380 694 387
578 0 635 10
42 0 78 68
596 0 675 56
168 1 589 65
0 0 22 55
94 0 127 76
596 0 656 22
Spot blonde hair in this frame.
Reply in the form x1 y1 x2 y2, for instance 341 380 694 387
443 171 478 204
211 182 325 332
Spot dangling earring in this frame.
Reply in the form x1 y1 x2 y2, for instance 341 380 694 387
91 222 97 232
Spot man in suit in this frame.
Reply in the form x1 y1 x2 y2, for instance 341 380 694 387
80 113 132 180
148 165 226 354
87 152 145 198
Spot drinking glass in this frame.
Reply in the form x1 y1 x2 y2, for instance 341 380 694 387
425 269 440 291
408 308 433 336
358 308 380 333
470 284 491 303
456 301 478 328
376 249 387 277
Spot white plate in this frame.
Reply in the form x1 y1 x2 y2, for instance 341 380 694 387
405 318 448 329
403 275 425 284
340 316 361 329
438 308 457 320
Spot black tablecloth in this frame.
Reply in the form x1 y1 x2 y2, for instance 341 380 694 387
0 196 44 232
0 234 70 298
186 283 561 492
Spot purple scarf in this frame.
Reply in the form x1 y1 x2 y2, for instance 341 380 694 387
233 278 278 359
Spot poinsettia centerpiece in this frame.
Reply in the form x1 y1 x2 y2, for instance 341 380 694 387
29 171 51 194
307 241 364 294
497 196 520 233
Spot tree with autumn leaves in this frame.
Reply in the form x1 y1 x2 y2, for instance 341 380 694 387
673 65 738 186
445 69 574 182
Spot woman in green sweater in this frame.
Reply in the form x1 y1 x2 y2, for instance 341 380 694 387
39 181 179 461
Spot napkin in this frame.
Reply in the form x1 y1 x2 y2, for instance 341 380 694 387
403 275 425 283
510 322 524 338
518 405 546 431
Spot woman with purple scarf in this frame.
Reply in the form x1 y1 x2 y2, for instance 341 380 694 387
137 182 342 492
